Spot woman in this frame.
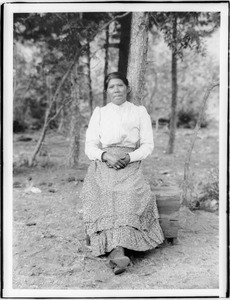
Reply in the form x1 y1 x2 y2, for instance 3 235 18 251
80 72 164 275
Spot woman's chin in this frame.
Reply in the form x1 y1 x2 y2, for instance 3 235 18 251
111 98 126 105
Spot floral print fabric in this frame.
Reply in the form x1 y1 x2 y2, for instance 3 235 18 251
80 147 164 256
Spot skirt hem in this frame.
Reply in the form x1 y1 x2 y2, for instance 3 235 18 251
89 223 164 257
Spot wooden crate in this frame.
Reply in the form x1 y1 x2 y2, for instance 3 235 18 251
153 186 181 243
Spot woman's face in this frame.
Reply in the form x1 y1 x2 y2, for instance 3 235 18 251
106 78 128 105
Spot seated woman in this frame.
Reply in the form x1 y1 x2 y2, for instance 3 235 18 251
80 72 164 275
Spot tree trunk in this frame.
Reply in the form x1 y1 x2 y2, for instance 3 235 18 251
166 15 178 154
29 74 52 166
182 81 219 206
127 12 149 105
103 25 109 106
118 12 132 76
57 108 65 133
29 122 49 166
67 63 81 167
86 39 93 115
148 69 158 117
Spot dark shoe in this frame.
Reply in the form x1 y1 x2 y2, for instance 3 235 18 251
114 266 126 275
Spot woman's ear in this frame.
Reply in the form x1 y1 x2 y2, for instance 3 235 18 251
127 86 131 94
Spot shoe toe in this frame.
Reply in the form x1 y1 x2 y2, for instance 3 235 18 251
114 266 126 275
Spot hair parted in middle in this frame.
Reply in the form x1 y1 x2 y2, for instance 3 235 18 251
104 72 129 91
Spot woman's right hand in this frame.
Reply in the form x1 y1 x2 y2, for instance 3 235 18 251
103 153 127 169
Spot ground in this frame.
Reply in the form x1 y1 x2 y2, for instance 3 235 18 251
12 125 219 290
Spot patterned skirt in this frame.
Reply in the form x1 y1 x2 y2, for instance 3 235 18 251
80 147 164 257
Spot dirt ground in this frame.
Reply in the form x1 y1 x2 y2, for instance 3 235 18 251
12 126 219 290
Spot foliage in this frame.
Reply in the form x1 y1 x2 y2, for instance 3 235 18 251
14 13 111 59
13 40 71 132
177 107 208 129
13 12 124 132
13 11 220 167
186 169 219 211
144 32 219 126
149 12 220 59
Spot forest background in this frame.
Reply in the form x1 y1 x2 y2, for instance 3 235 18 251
13 11 220 165
11 9 222 291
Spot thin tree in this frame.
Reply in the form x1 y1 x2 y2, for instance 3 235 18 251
103 25 109 106
150 12 220 153
182 80 219 206
67 63 81 167
166 14 178 154
86 38 93 115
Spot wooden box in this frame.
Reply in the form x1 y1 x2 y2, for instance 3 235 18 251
153 186 181 242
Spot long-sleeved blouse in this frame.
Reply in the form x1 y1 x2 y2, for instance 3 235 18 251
85 101 154 163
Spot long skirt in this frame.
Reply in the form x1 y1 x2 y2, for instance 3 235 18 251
80 147 164 257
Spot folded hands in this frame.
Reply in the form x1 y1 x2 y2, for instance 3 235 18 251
102 152 130 170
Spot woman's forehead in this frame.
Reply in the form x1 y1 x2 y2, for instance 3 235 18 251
108 78 125 85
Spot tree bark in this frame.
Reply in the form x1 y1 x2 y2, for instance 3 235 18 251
67 63 81 167
127 12 149 105
57 108 65 133
103 25 109 106
182 81 219 206
86 39 93 115
118 12 132 76
166 15 178 154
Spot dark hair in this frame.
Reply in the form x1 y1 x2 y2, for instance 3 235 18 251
104 72 129 91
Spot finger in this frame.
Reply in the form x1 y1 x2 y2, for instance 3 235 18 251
116 162 124 168
117 159 126 167
120 155 126 160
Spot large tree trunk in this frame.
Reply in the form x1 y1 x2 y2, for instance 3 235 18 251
127 12 149 105
67 63 81 167
103 26 109 106
166 15 178 154
118 12 132 76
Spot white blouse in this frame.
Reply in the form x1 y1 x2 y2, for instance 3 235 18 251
85 101 154 163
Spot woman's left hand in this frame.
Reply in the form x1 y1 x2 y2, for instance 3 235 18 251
105 154 130 170
112 154 130 170
120 154 130 166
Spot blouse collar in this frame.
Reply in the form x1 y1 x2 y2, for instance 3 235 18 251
109 101 129 109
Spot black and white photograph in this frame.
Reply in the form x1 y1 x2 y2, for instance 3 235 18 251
2 1 228 298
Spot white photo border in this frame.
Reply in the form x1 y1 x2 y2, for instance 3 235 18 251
3 1 229 298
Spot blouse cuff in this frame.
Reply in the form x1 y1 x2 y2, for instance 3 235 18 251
86 147 104 161
129 151 138 163
101 151 107 162
96 149 104 161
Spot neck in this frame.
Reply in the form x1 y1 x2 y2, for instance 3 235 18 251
111 100 127 106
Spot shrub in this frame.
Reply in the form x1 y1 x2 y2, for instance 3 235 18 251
13 120 28 133
177 108 208 129
187 169 219 211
